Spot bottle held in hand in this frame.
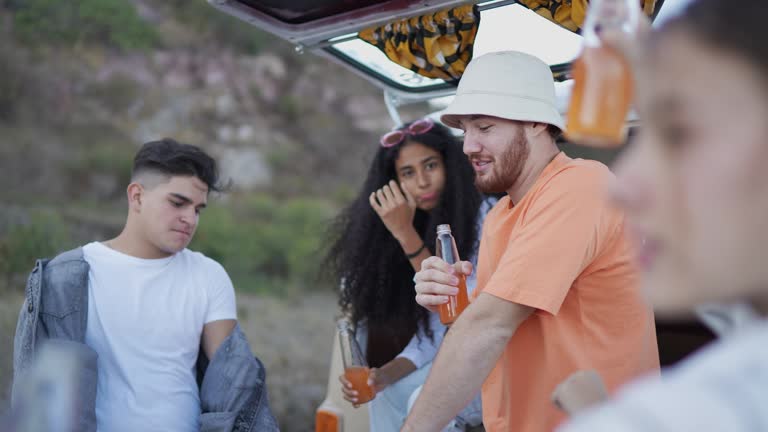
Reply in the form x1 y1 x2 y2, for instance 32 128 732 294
436 224 469 324
337 319 376 404
566 0 640 147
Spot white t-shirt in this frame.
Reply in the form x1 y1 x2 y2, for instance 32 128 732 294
83 242 237 432
558 319 768 432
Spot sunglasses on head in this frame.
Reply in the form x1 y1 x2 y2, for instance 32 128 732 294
379 118 435 148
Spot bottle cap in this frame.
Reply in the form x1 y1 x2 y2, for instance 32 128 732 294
437 224 452 235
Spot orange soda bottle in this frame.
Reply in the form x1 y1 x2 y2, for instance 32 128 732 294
337 319 376 404
436 224 469 325
565 0 640 147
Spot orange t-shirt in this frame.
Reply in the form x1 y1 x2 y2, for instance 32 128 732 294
474 152 659 432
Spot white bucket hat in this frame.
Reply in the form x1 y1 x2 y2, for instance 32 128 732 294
441 51 564 131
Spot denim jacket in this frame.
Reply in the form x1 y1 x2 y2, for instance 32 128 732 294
11 247 279 432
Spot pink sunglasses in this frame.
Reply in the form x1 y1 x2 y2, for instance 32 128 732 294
379 118 435 148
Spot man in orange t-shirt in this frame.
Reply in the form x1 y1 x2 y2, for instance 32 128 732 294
402 51 659 432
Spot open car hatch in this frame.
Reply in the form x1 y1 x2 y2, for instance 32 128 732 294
208 0 667 116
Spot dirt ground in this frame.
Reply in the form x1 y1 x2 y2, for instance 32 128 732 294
0 291 338 431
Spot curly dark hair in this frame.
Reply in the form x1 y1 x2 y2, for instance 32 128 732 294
324 121 482 367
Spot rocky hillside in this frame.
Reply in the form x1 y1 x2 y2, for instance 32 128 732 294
0 0 406 205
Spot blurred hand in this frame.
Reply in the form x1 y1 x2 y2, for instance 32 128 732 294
413 256 473 313
369 180 417 241
551 369 609 416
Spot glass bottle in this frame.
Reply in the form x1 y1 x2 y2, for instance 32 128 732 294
436 224 469 324
337 319 376 404
565 0 640 147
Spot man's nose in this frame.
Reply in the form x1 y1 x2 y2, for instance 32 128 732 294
463 134 481 156
180 207 197 226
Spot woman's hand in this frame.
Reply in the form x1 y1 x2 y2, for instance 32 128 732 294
338 373 365 408
368 357 417 393
338 357 417 407
369 180 417 241
413 257 473 313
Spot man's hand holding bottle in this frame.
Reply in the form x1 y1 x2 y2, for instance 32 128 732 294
412 256 473 313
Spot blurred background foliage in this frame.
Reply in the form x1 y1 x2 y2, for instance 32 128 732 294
0 195 336 295
0 0 389 296
190 195 337 296
0 210 71 285
2 0 280 53
8 0 158 51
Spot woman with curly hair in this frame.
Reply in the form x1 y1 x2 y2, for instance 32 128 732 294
325 118 495 431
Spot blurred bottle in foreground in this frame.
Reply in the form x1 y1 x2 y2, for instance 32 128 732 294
436 224 469 325
566 0 641 147
6 340 93 432
337 319 376 404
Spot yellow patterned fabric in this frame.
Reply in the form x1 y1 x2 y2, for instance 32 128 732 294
358 5 480 82
517 0 658 32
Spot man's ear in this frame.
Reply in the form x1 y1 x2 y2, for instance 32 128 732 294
127 182 144 213
526 122 549 138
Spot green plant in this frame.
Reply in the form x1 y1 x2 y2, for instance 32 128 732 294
83 77 141 114
276 95 301 119
11 0 157 51
0 210 73 290
168 0 278 55
0 43 27 122
70 140 135 187
189 195 337 295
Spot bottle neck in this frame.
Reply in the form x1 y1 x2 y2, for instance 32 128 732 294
582 0 640 47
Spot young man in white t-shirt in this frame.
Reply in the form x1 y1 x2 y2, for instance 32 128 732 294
82 138 237 430
12 138 277 431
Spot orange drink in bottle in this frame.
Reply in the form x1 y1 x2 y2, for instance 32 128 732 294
436 224 469 324
565 0 640 147
566 45 634 146
343 366 375 404
439 273 469 325
337 319 376 404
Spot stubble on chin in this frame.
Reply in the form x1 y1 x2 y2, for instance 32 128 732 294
474 132 529 194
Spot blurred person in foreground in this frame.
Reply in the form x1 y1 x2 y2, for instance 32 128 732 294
11 138 278 431
557 0 768 430
402 51 659 432
325 119 495 431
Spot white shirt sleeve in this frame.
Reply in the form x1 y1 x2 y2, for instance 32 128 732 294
396 311 445 369
204 260 237 323
558 376 768 432
558 323 768 432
